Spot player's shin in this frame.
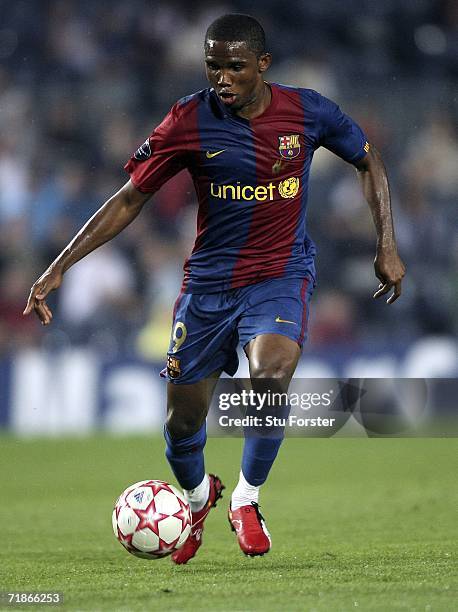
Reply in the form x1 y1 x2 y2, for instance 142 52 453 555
240 434 284 486
233 397 289 507
164 423 208 510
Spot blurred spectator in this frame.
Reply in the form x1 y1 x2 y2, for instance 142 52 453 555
0 260 43 355
309 290 357 347
57 244 139 350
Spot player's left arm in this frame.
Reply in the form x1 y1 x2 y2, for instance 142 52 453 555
353 146 406 304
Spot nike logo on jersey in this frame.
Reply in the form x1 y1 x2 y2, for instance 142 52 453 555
275 316 297 325
206 149 226 158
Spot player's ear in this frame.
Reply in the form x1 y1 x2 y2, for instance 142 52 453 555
258 53 272 73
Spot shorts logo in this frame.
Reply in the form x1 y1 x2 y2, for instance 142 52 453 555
134 138 152 161
275 316 297 325
279 134 301 159
206 149 226 158
167 355 181 379
278 176 300 198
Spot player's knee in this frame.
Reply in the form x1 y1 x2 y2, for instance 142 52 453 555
164 417 206 460
248 335 300 383
165 416 197 440
165 408 203 440
250 357 296 381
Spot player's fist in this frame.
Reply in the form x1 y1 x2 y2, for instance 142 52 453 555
373 248 406 304
23 265 64 325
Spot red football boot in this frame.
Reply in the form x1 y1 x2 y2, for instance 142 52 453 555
171 474 224 565
228 502 271 556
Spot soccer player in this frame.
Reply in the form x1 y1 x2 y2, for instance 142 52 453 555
24 14 405 563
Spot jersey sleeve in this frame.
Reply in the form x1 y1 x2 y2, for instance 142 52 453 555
316 93 369 163
124 101 190 193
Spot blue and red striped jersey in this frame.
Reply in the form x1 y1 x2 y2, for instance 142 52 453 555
124 83 369 293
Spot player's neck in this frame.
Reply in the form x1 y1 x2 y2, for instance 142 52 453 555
235 81 272 120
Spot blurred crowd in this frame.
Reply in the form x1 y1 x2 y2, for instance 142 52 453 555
0 0 457 360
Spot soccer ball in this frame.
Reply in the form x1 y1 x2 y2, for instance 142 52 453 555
112 480 191 559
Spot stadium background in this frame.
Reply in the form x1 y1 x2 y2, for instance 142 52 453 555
0 0 457 434
1 3 457 611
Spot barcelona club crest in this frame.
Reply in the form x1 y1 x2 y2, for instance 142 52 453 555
278 134 300 159
167 354 181 379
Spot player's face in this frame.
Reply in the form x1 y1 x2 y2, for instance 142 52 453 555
204 40 271 112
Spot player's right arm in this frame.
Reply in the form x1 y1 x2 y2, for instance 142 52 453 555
25 94 196 325
23 180 151 325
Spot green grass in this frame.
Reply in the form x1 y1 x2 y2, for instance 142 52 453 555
0 436 456 611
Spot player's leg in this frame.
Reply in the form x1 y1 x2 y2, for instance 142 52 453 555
165 370 221 508
239 333 300 492
228 334 299 555
165 372 226 565
163 290 240 563
229 276 313 555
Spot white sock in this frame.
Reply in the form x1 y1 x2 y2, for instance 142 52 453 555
231 470 260 510
183 474 210 513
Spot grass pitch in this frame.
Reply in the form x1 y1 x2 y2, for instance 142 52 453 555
0 435 456 611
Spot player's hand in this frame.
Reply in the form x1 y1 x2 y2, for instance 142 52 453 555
373 248 406 304
23 265 64 325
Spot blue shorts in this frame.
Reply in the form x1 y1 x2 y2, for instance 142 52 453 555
164 275 315 384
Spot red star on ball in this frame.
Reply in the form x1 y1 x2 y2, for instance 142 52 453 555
144 480 174 496
173 496 191 532
133 498 167 536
